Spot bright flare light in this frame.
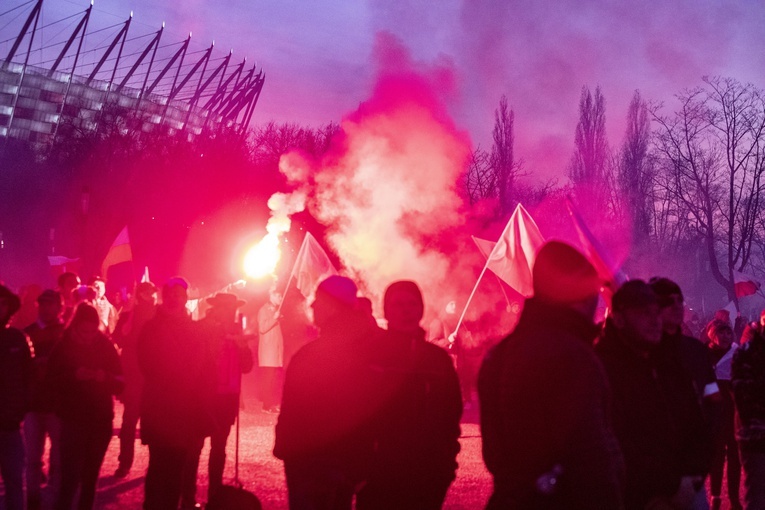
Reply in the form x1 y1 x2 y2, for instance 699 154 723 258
243 232 281 279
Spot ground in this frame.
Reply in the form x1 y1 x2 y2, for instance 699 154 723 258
0 370 740 509
2 371 492 509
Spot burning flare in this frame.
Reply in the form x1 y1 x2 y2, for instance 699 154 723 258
243 231 281 279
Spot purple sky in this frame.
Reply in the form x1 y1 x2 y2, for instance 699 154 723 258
5 0 765 180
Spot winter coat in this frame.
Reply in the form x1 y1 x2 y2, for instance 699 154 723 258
0 326 33 430
731 330 765 450
137 306 214 448
479 298 625 510
596 321 712 510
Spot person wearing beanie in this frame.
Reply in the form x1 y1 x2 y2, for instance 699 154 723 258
356 280 462 510
0 284 33 510
23 289 65 510
478 241 624 509
275 275 378 509
596 279 713 510
648 277 721 508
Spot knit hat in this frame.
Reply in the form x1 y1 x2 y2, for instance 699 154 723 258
612 280 658 312
532 241 601 304
648 277 684 308
315 275 358 308
37 289 62 305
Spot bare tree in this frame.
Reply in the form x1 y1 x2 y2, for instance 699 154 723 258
569 85 609 187
464 147 494 205
650 77 765 307
618 90 653 246
491 95 517 215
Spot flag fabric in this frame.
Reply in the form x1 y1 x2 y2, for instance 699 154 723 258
733 270 761 298
289 232 337 299
140 266 151 283
101 226 133 278
565 196 627 293
48 255 80 267
481 204 545 297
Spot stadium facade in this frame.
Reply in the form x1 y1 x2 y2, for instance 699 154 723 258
0 0 264 146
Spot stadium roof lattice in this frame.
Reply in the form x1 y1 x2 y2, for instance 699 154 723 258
0 0 264 145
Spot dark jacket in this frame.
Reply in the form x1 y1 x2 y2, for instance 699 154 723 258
0 326 34 430
479 298 624 510
274 311 377 483
367 327 462 486
731 331 765 450
24 320 64 413
137 306 213 448
596 321 710 510
46 329 123 426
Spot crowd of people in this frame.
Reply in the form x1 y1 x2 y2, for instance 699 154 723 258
1 239 765 510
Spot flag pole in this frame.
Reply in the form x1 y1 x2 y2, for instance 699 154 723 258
471 236 512 307
451 257 492 341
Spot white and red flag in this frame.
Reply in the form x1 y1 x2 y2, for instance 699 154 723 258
288 232 338 299
733 270 761 298
565 197 627 294
470 203 545 297
101 226 133 278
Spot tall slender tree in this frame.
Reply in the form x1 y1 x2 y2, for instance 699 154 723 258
491 95 516 215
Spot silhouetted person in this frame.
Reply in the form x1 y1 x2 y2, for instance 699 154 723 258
47 303 123 510
138 277 213 510
57 272 81 324
24 289 65 510
258 288 284 413
274 275 377 510
90 276 117 335
0 284 33 510
182 293 253 507
112 281 158 479
731 325 765 509
479 241 624 509
279 285 314 369
740 308 765 344
9 283 42 329
356 280 462 510
706 319 742 510
596 280 710 509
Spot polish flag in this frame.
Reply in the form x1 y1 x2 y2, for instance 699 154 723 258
289 232 337 299
733 270 761 298
101 227 133 278
471 204 545 297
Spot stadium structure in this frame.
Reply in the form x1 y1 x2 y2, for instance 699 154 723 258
0 0 264 146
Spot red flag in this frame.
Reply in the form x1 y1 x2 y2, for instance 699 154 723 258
733 270 761 298
101 227 133 278
478 204 545 297
565 197 627 294
289 232 337 299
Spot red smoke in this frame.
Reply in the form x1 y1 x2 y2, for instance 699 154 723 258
277 32 482 317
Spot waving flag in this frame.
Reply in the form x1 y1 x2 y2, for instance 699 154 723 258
289 232 338 299
101 226 133 278
733 270 761 298
481 203 545 297
565 196 627 294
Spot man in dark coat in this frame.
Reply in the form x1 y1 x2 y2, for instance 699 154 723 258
274 275 377 510
596 280 709 509
23 289 65 509
138 277 213 510
356 280 462 510
0 284 33 510
478 241 624 510
731 326 765 509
